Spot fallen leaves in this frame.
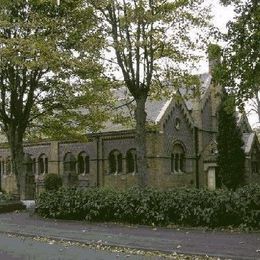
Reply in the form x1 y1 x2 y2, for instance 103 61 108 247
6 233 221 259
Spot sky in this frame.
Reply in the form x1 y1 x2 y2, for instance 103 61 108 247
208 0 235 33
198 0 235 73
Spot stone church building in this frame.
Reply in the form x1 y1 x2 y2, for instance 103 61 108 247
0 69 260 199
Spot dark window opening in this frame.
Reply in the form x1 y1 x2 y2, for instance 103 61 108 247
171 144 185 173
38 154 48 175
109 150 122 174
126 149 137 173
78 153 90 174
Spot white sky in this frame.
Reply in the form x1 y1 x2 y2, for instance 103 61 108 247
198 0 235 73
208 0 235 33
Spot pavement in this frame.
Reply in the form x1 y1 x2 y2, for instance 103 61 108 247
0 232 160 260
0 211 259 260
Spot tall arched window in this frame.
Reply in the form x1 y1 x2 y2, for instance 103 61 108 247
64 153 76 173
78 152 90 174
126 149 137 173
38 154 48 175
109 150 122 174
171 144 185 173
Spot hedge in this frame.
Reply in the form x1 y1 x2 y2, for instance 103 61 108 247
0 192 15 203
44 173 62 191
0 202 26 213
36 184 260 228
0 192 26 213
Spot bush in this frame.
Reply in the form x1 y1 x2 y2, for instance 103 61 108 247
44 173 62 191
0 202 26 213
36 185 260 229
0 192 15 203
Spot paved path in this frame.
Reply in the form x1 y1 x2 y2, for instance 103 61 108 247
0 212 259 260
0 232 159 260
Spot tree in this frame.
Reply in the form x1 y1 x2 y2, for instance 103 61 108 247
89 0 210 187
220 0 260 121
0 0 107 198
216 93 245 190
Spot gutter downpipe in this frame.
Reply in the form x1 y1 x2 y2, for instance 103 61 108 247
96 136 100 187
195 127 200 188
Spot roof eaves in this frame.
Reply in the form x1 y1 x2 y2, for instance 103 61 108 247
154 99 172 124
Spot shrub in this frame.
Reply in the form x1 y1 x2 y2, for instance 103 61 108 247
0 202 26 213
0 192 15 203
36 184 260 229
44 173 62 191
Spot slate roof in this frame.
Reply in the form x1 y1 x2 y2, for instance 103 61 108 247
99 98 170 133
98 73 212 133
180 73 212 111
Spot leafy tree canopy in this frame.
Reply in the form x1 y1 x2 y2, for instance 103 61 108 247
219 0 260 119
88 0 211 187
0 0 110 196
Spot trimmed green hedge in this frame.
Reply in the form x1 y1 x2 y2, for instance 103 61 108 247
44 173 62 191
0 192 26 213
36 185 260 228
0 202 26 213
0 192 16 203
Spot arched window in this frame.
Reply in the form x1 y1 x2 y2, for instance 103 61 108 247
38 154 48 175
78 152 90 174
126 149 137 173
109 150 122 174
64 153 76 173
171 144 185 173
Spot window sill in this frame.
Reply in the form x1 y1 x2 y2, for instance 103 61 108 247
79 172 90 176
171 171 185 175
126 171 137 176
107 172 122 175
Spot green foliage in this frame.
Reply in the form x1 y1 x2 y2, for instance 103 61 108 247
0 202 26 213
89 0 211 187
217 93 245 190
208 44 222 60
0 192 15 203
219 0 260 113
0 0 111 195
44 173 62 191
0 192 25 213
36 185 260 229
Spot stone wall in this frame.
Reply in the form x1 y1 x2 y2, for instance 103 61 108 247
158 103 196 188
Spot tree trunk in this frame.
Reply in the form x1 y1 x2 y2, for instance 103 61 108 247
8 131 25 199
135 95 148 188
